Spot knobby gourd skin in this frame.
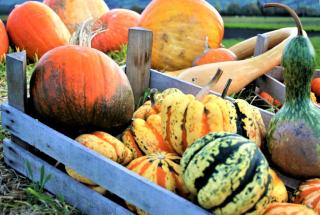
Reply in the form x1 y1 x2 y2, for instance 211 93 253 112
181 132 272 215
266 4 320 178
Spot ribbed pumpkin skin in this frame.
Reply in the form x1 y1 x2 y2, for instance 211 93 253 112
128 152 189 197
92 9 140 52
293 179 320 213
262 203 317 215
139 0 224 71
30 45 134 130
6 1 70 59
161 93 264 155
0 19 8 61
44 0 109 33
181 132 272 215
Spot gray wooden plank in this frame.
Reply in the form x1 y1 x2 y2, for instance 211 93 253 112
3 139 132 215
1 104 210 215
150 70 275 126
254 34 269 56
256 71 286 103
126 27 153 106
6 52 27 112
6 52 31 150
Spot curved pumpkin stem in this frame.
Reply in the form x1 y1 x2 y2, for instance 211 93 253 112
70 18 107 47
221 79 233 99
195 68 223 100
263 3 303 36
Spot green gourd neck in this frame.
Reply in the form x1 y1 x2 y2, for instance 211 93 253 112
282 36 316 107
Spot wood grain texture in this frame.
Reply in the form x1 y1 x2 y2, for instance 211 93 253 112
1 104 210 215
126 27 153 106
3 139 132 215
6 52 27 112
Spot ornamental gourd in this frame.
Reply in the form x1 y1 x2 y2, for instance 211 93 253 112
138 0 224 71
262 203 317 215
6 1 70 59
0 19 8 62
44 0 109 33
66 131 133 186
292 178 320 213
30 45 134 131
181 132 272 215
265 3 320 178
161 93 265 155
127 152 190 215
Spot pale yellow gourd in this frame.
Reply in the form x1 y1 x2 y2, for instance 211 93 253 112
165 27 298 95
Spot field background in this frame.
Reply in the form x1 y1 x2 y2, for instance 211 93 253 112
0 15 320 214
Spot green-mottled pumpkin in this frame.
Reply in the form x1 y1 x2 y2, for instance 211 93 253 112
181 132 272 215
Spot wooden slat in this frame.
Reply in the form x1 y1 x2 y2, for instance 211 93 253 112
6 52 27 112
150 70 275 126
1 104 210 215
126 27 153 106
3 139 132 215
254 34 269 56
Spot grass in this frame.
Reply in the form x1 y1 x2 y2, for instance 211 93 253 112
223 16 320 31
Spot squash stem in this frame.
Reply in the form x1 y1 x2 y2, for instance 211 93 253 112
263 3 303 36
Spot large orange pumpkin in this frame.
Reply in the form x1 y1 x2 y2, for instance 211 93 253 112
139 0 224 71
0 19 8 61
6 1 70 59
92 9 140 52
30 45 134 131
44 0 109 33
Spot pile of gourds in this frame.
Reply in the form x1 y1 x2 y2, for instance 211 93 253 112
1 0 320 214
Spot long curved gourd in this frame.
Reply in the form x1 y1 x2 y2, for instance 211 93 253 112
266 3 320 178
166 27 298 95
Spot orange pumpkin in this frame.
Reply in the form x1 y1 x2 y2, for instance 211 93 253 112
44 0 109 33
262 203 317 215
6 1 70 59
259 91 282 107
30 45 134 130
193 48 237 66
311 78 320 98
293 179 320 214
139 0 224 71
0 19 8 61
92 9 140 52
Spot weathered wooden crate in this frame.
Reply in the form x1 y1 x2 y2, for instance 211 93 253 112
1 28 306 215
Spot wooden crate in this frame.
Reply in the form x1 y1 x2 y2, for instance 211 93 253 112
1 28 303 215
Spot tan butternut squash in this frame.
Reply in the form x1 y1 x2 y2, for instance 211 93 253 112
165 27 299 95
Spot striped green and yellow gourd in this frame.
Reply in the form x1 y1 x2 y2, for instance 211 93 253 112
181 132 272 215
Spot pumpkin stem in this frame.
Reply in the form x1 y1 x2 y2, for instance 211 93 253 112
70 18 107 47
195 68 223 101
221 79 233 99
263 3 303 36
150 88 159 107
